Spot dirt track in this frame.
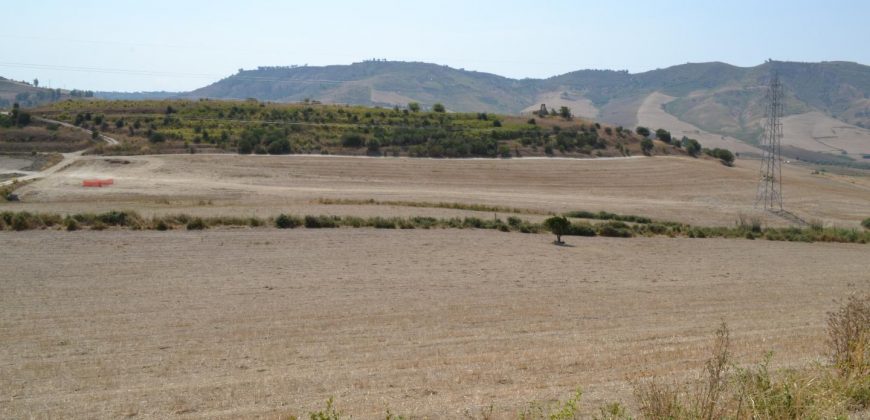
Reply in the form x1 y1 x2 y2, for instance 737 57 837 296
4 154 869 227
1 229 867 418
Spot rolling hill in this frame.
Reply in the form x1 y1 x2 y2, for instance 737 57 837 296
5 60 870 162
184 60 870 162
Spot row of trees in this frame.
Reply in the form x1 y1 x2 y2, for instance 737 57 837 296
635 125 734 165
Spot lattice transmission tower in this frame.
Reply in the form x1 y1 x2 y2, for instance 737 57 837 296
755 72 784 212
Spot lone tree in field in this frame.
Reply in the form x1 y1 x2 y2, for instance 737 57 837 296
544 216 571 244
432 103 446 113
407 102 420 113
559 106 572 120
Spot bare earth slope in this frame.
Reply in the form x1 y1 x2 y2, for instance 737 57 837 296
637 92 762 155
1 229 867 418
5 154 869 227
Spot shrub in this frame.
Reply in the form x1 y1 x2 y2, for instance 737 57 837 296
148 132 165 143
827 294 870 375
275 214 302 229
340 133 365 148
11 212 32 231
304 215 337 228
432 103 445 113
64 217 78 231
569 222 596 237
862 218 870 230
186 218 205 230
597 221 634 238
370 217 396 229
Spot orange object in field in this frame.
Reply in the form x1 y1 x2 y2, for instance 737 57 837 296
82 179 114 187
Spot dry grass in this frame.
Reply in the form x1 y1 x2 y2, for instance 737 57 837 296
2 154 869 228
1 229 868 418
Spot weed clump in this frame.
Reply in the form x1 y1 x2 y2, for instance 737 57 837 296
275 214 302 229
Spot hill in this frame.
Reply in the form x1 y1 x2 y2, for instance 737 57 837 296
32 99 695 160
0 76 91 108
185 60 870 161
8 60 870 162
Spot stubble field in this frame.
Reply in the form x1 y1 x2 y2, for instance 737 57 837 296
1 154 869 418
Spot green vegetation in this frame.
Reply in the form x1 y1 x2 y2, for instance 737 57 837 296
680 136 702 157
32 99 676 158
563 210 652 224
636 126 651 137
0 103 31 128
704 147 736 166
275 213 302 229
862 218 870 230
1 209 866 244
544 216 571 244
654 128 671 144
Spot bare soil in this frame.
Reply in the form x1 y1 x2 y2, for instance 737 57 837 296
3 154 869 227
1 229 867 418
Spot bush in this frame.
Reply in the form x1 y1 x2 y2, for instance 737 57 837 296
341 133 365 148
148 131 165 143
275 214 302 229
64 217 78 231
597 221 634 238
432 103 445 113
862 218 870 230
569 222 596 236
186 218 205 230
304 215 337 228
370 217 396 229
827 294 870 375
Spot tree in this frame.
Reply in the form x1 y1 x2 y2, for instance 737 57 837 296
559 106 572 120
366 138 381 154
432 103 445 113
32 78 39 87
655 128 672 144
407 102 420 113
681 136 702 156
636 126 651 137
641 138 654 155
544 216 571 244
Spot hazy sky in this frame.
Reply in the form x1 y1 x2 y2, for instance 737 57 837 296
4 0 869 91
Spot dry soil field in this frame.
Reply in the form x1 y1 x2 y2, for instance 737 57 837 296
1 154 869 418
1 229 868 418
3 154 870 227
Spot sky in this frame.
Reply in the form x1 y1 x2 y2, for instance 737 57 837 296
4 0 869 92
